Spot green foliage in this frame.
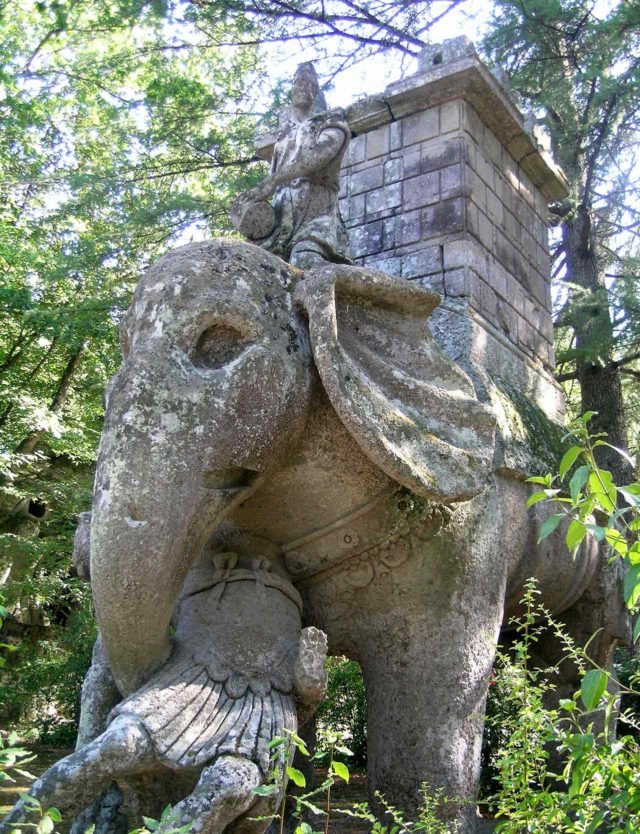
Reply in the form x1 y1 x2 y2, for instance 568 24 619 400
0 598 96 745
339 789 460 834
483 1 640 460
0 730 36 787
616 646 640 740
250 728 352 834
316 656 367 767
255 726 464 834
0 734 61 834
132 803 192 834
528 412 640 621
0 0 269 739
484 583 640 832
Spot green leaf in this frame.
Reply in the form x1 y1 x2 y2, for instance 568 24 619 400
285 731 310 756
331 761 350 782
588 469 616 513
526 490 548 508
629 543 640 565
22 795 41 810
299 799 325 816
295 824 314 834
267 736 286 749
597 443 636 468
569 465 590 503
537 513 564 543
618 486 640 507
38 816 54 834
559 446 583 479
286 767 306 788
526 474 553 486
580 669 607 711
253 784 279 797
623 564 640 608
565 519 587 552
585 810 607 834
13 768 36 780
633 617 640 645
47 809 62 824
603 528 627 556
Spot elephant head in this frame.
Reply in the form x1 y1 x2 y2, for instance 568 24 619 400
91 239 496 695
91 240 314 693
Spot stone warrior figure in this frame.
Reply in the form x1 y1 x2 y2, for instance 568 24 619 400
229 63 352 269
2 554 328 834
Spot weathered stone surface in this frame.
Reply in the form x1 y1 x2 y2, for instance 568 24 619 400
230 63 351 269
403 170 439 210
418 35 477 71
6 38 627 834
4 239 623 834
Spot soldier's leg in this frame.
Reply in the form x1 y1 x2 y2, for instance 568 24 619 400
1 716 155 831
77 633 122 749
289 241 326 270
157 756 262 834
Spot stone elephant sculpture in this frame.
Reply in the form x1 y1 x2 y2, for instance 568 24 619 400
4 237 626 834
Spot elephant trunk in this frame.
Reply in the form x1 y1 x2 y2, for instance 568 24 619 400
89 405 245 696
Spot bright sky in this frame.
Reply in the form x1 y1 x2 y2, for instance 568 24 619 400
261 0 497 109
172 0 496 247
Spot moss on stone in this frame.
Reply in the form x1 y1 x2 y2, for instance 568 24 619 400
493 379 566 477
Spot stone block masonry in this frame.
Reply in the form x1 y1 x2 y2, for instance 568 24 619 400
336 42 562 375
256 37 566 410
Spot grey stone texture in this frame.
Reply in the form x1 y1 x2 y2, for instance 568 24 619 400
339 97 555 376
3 239 625 834
4 42 628 834
230 63 351 269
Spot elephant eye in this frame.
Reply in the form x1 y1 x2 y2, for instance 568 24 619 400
191 322 252 369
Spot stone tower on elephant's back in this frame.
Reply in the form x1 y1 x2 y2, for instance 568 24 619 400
258 37 568 427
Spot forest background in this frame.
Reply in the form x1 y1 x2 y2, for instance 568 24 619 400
0 0 639 760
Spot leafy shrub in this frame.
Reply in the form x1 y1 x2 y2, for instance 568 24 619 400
0 592 95 745
316 657 367 767
485 583 640 832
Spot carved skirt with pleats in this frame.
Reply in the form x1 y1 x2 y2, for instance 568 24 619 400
110 650 297 774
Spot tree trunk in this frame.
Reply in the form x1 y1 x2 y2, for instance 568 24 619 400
562 206 633 484
15 343 87 454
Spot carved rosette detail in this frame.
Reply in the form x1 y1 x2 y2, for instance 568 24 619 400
305 501 452 623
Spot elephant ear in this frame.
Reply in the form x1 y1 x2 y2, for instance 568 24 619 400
294 265 496 502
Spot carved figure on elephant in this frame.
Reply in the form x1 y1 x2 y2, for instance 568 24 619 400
229 63 351 269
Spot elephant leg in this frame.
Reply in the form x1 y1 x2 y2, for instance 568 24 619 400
156 756 262 834
1 716 155 831
359 610 500 833
342 503 507 834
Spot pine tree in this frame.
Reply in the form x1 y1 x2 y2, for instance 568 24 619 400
483 0 640 482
